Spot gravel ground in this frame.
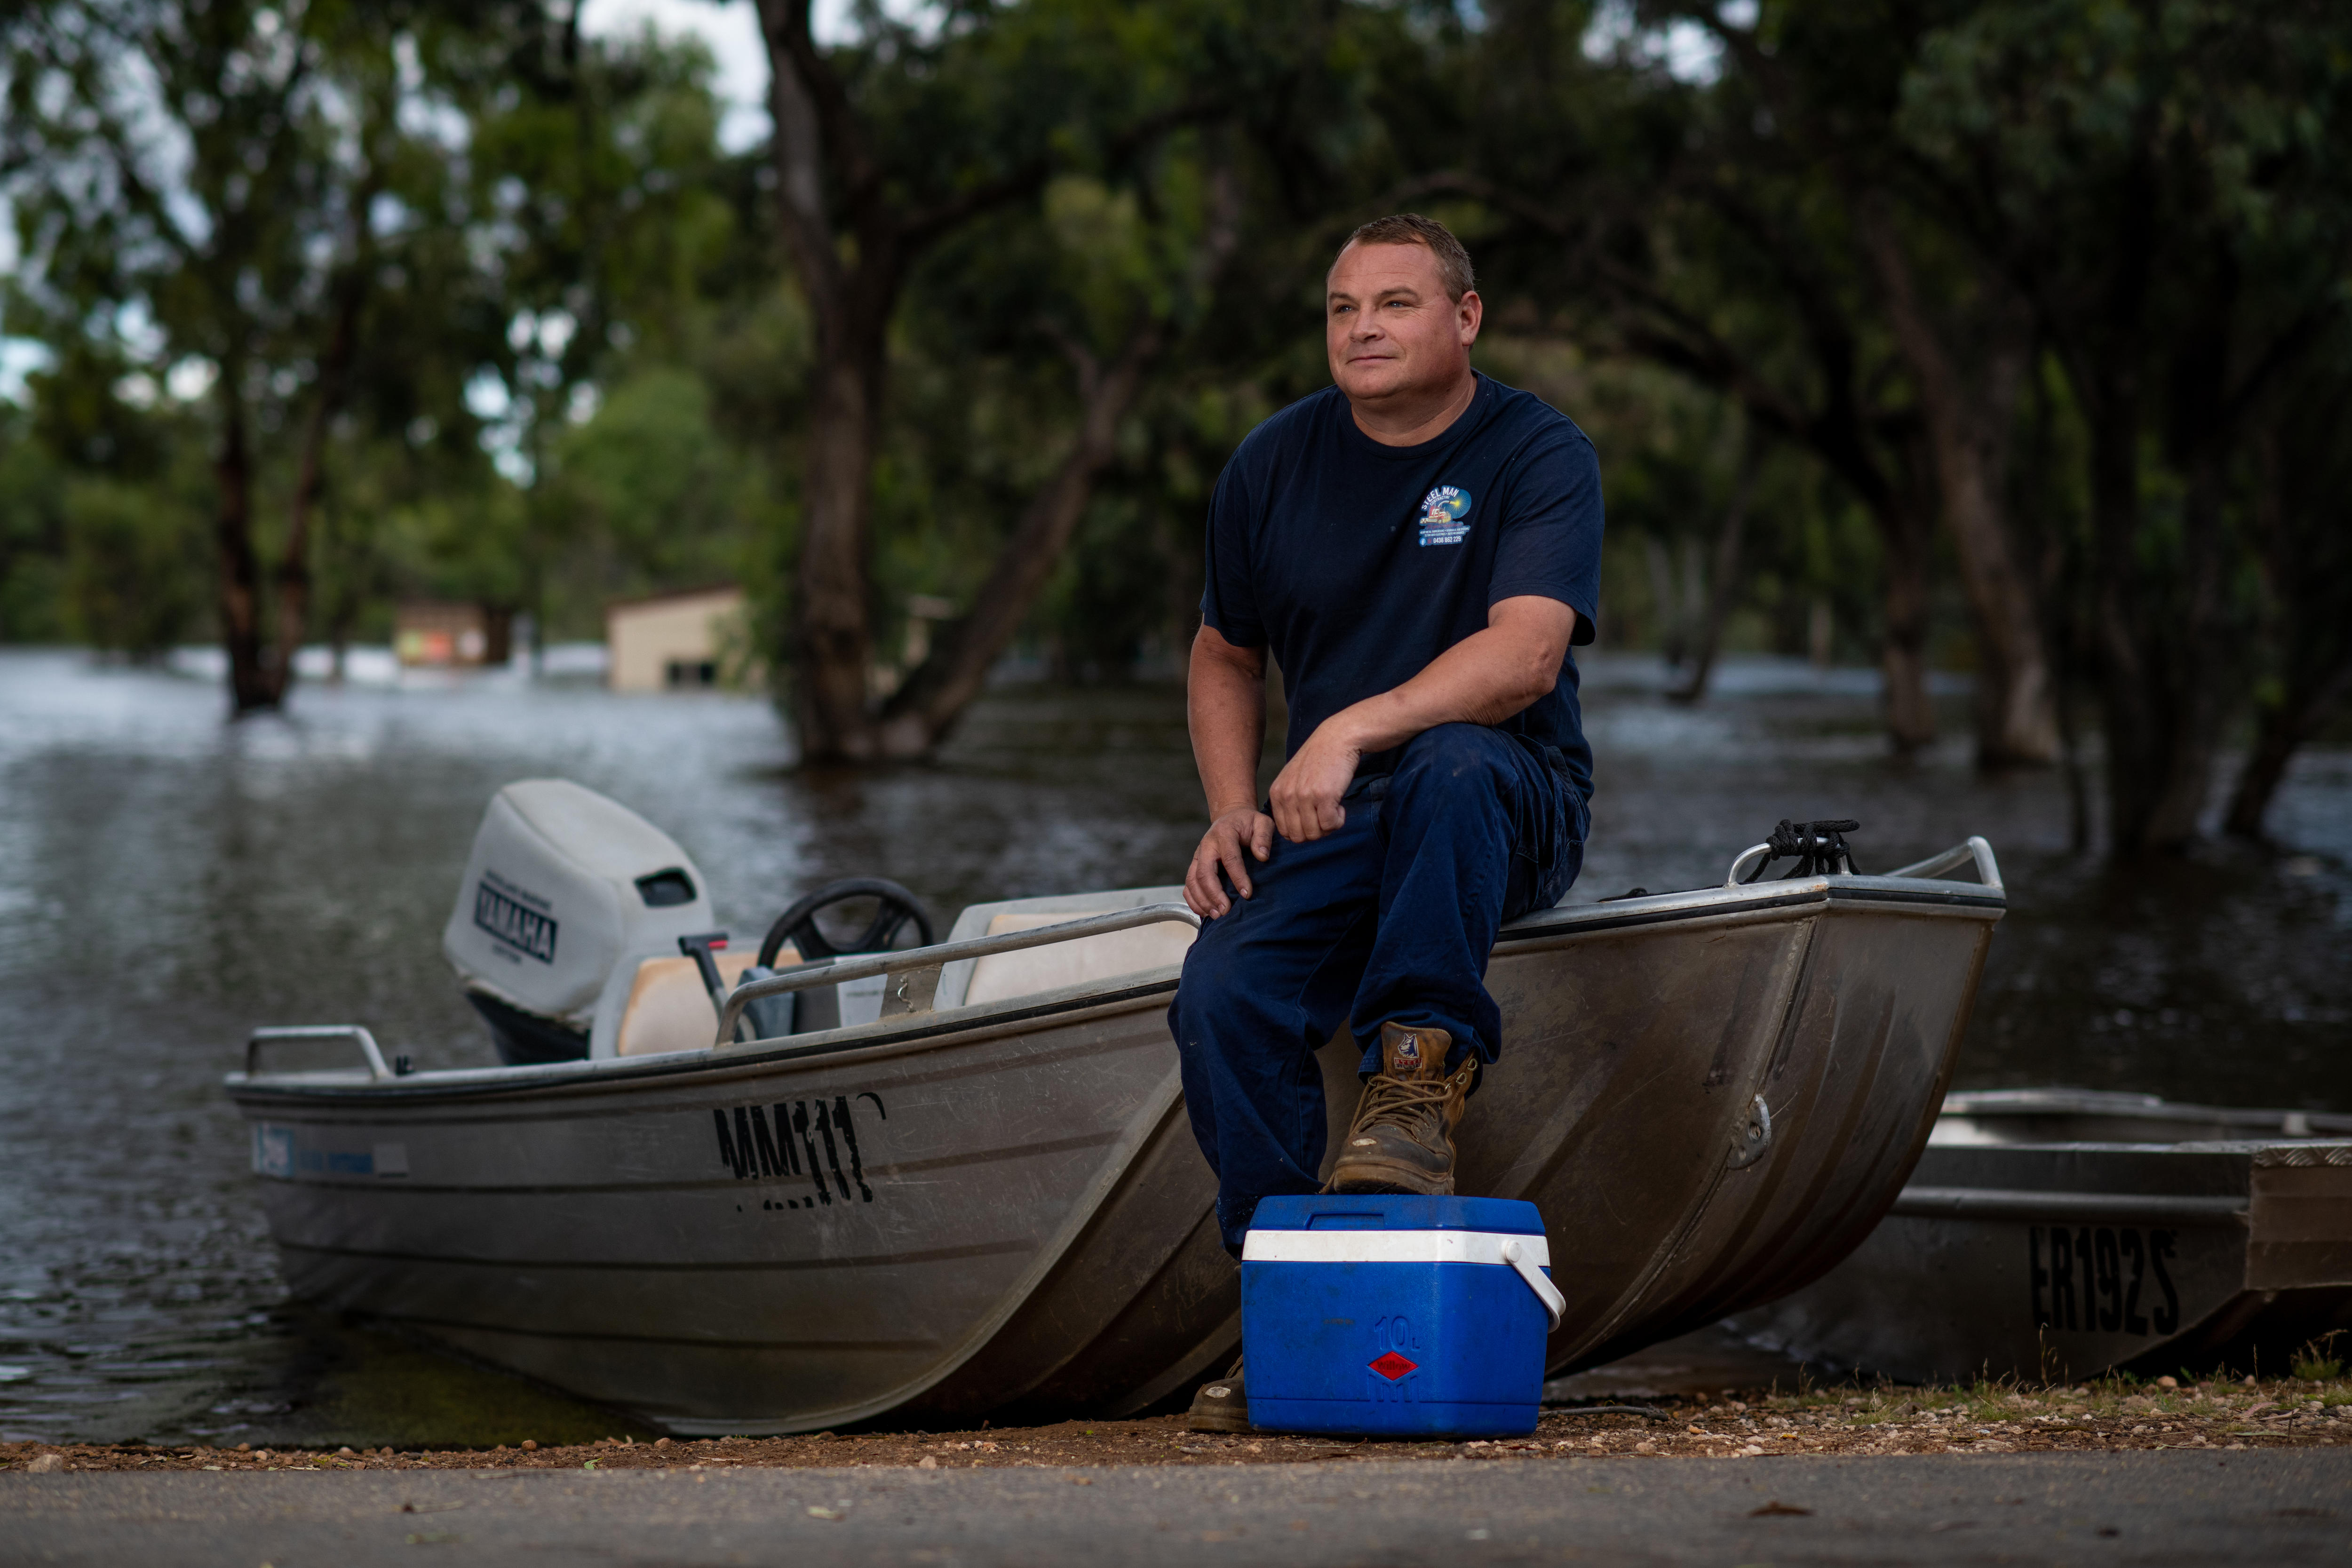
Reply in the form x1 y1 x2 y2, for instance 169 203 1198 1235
6 1372 2346 1474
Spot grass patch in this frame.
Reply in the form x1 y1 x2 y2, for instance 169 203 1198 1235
2290 1333 2344 1384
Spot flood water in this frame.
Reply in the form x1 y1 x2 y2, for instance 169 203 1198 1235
1 648 2345 1446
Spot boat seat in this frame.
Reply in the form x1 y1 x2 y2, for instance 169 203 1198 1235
612 946 799 1057
960 910 1195 1007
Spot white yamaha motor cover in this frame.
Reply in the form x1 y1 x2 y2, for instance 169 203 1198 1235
442 779 715 1027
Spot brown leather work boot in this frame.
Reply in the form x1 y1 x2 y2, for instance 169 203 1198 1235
1326 1022 1475 1195
1186 1356 1250 1433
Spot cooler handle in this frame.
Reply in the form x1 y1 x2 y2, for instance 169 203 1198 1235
1502 1240 1565 1331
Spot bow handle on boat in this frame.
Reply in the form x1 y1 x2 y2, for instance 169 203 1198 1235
1724 832 2002 891
244 1025 392 1081
1883 836 2003 890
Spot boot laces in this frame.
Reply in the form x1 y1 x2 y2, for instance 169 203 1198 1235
1349 1072 1451 1142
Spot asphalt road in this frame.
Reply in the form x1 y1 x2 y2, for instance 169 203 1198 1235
5 1452 2346 1566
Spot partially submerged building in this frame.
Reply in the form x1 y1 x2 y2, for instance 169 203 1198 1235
395 602 511 667
605 585 752 692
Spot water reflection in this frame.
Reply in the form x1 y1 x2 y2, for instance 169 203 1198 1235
0 650 2342 1444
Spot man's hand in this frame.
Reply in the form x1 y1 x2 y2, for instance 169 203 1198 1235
1267 721 1361 844
1185 806 1275 918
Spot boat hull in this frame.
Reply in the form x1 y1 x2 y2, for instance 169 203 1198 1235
242 991 1205 1433
1724 1093 2352 1383
230 871 2002 1432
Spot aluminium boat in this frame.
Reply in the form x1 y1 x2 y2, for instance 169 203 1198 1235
226 784 2006 1433
1724 1089 2352 1384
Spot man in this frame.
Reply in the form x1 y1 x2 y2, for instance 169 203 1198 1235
1168 214 1601 1431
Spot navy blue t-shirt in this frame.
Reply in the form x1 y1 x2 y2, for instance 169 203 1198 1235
1200 373 1604 798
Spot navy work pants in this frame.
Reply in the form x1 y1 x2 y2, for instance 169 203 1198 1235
1167 723 1587 1254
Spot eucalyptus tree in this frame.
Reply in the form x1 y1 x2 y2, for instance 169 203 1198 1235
1593 0 2352 846
446 9 766 644
753 0 1340 760
1891 0 2352 850
1624 0 2060 768
1436 0 1945 750
1 0 490 710
2221 325 2352 841
877 150 1247 730
0 334 206 652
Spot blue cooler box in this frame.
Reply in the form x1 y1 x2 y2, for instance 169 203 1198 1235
1240 1194 1564 1437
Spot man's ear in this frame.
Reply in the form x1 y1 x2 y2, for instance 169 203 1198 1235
1457 289 1483 346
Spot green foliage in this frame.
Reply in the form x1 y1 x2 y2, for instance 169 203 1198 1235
561 370 733 565
0 410 70 642
60 478 209 657
544 366 768 620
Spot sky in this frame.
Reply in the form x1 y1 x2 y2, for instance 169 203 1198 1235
579 0 893 151
578 0 777 151
0 217 33 404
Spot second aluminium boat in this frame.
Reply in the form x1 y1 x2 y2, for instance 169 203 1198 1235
1725 1089 2352 1383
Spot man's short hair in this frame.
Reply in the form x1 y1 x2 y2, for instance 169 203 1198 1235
1334 214 1476 303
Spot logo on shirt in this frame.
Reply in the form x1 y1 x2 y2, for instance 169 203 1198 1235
1418 486 1472 546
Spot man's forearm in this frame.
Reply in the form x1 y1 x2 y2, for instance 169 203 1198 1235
1261 598 1571 844
1323 597 1575 755
1188 632 1268 817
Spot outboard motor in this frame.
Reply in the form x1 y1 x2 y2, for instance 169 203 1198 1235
442 779 716 1064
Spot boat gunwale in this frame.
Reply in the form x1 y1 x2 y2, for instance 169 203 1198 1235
1939 1088 2352 1137
1921 1135 2352 1159
1888 1184 2254 1226
225 871 2003 1109
226 978 1189 1111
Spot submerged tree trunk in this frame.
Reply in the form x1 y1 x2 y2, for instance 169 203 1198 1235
1667 430 1764 704
1861 207 2058 768
202 99 383 717
1642 536 1685 670
793 341 889 758
761 0 1225 760
1879 502 1937 755
275 252 371 708
2134 451 2232 845
759 0 1065 762
2224 421 2352 840
212 384 275 715
762 0 893 761
2073 247 2259 853
2081 372 2190 852
2225 669 2350 839
1822 414 1937 754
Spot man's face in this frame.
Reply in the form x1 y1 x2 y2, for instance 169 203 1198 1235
1326 241 1481 406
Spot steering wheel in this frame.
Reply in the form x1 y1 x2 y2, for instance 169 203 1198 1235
757 877 935 966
